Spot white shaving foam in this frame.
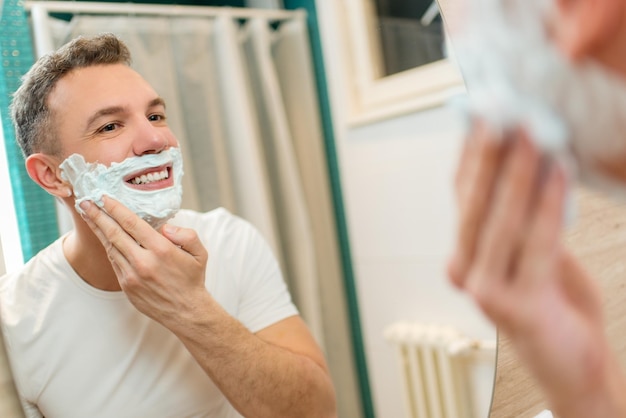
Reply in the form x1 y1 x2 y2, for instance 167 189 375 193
60 147 184 229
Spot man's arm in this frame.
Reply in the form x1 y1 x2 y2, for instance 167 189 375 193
447 124 626 418
79 198 337 418
174 310 336 418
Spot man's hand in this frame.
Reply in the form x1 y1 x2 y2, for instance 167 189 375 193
448 123 626 417
79 196 209 326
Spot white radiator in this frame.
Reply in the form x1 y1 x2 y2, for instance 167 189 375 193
385 322 496 418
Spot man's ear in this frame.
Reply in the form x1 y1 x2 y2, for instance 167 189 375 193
25 153 72 198
554 0 625 60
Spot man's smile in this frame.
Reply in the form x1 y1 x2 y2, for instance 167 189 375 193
125 164 173 189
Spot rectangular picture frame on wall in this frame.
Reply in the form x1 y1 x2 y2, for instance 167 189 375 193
245 0 284 8
343 0 465 126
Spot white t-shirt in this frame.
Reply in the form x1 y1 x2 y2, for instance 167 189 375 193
0 208 298 418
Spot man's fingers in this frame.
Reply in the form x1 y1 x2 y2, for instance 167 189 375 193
80 197 154 261
99 196 168 251
471 133 541 284
516 160 568 287
161 224 208 262
450 124 505 286
106 245 134 280
80 200 120 252
457 122 503 206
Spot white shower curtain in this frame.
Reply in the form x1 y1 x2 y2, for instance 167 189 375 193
35 11 335 347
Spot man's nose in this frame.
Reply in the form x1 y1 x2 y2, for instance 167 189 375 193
133 118 169 155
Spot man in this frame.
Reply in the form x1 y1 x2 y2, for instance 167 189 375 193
1 33 336 417
448 0 626 417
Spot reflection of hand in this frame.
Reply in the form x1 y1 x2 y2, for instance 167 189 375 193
447 122 626 417
80 196 209 327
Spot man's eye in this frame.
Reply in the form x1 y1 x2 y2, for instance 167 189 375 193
148 114 165 122
100 123 117 132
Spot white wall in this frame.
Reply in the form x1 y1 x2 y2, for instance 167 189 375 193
315 2 497 417
0 237 4 276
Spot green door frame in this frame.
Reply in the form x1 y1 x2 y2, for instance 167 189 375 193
282 1 374 417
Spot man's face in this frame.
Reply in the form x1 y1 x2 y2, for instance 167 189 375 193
48 63 179 188
449 0 626 194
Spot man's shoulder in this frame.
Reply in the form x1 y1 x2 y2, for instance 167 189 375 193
0 238 63 287
170 208 254 240
0 238 66 327
170 207 236 226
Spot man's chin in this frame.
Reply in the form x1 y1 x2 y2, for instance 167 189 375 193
142 210 180 230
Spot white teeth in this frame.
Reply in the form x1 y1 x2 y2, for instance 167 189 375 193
130 169 169 185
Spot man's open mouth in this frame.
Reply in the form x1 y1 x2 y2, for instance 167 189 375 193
125 164 173 186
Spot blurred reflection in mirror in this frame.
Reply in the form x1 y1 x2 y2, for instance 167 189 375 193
374 0 446 76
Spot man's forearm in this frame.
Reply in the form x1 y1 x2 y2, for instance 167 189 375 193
540 340 626 418
164 292 337 418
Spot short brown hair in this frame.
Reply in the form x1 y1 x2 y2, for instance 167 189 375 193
10 33 132 157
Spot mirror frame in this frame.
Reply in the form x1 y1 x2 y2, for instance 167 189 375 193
343 0 464 126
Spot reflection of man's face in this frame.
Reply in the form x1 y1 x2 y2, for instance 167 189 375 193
48 63 180 186
451 0 626 192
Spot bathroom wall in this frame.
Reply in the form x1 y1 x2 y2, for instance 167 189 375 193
315 2 497 417
0 238 4 276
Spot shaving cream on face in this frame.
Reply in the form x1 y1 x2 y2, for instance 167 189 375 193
449 0 626 198
60 147 184 229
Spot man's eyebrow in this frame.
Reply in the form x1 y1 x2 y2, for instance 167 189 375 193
85 106 126 130
149 97 167 110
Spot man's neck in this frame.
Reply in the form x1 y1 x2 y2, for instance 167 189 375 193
62 221 121 291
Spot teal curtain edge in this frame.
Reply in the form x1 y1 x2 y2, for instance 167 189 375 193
283 1 375 417
0 0 59 262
